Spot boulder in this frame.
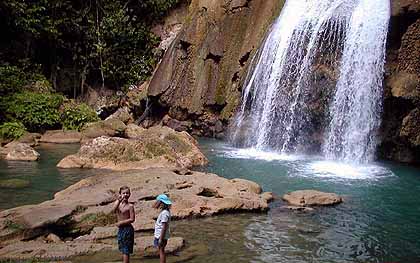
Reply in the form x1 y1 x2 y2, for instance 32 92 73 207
0 146 7 158
39 130 82 144
45 233 62 243
105 107 134 124
17 132 42 146
124 123 146 138
0 168 272 260
282 190 343 207
400 108 420 146
162 115 192 132
0 179 30 189
81 119 127 139
5 143 40 161
58 126 208 170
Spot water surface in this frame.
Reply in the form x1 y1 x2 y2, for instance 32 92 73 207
0 143 98 210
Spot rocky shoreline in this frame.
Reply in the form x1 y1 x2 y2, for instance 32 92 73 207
0 167 274 261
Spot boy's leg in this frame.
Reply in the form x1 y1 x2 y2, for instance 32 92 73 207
159 246 166 263
123 254 129 263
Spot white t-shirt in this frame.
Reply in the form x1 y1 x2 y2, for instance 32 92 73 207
154 209 171 239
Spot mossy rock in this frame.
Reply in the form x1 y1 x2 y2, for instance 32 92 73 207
0 179 30 189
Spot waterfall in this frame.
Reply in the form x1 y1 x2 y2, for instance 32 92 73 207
230 0 389 162
322 0 390 162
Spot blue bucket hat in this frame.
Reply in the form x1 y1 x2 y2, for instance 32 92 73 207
156 194 172 205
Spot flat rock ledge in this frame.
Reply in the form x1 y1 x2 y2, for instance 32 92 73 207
282 190 343 207
0 168 272 260
0 236 184 261
39 130 82 144
57 126 208 170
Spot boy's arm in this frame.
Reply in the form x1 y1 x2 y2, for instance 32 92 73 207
111 199 121 213
116 204 135 227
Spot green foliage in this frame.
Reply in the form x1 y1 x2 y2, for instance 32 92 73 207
0 65 26 95
1 0 181 94
4 219 25 231
81 212 116 226
0 121 26 140
61 103 99 131
0 63 51 95
3 92 64 131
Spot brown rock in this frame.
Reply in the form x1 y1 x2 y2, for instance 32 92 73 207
5 143 40 161
162 115 192 132
391 0 420 19
282 190 343 207
139 236 184 257
398 19 420 75
0 146 7 158
45 233 62 243
148 0 284 123
0 235 183 261
282 206 315 212
124 123 146 138
39 130 82 144
389 71 420 102
17 132 42 146
81 119 127 139
0 168 271 260
0 168 271 240
400 108 420 146
58 126 208 170
105 107 134 124
57 154 86 169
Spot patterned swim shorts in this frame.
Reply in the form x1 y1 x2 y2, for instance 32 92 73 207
117 224 134 255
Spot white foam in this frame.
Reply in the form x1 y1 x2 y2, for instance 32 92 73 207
221 148 301 162
306 161 392 180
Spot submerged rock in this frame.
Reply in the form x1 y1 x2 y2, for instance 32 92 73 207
282 190 343 207
58 126 207 170
0 179 30 189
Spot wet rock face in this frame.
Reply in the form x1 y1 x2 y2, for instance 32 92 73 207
147 0 284 136
380 3 420 164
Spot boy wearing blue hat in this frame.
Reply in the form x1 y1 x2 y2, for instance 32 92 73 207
153 194 172 263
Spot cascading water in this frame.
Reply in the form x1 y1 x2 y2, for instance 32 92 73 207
322 0 390 162
230 0 389 162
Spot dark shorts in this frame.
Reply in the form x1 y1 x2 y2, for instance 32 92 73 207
153 238 168 248
118 224 134 255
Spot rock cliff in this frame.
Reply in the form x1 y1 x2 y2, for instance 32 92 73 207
145 0 419 164
147 0 284 137
379 0 420 163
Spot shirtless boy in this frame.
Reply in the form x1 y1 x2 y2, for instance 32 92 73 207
112 186 135 263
